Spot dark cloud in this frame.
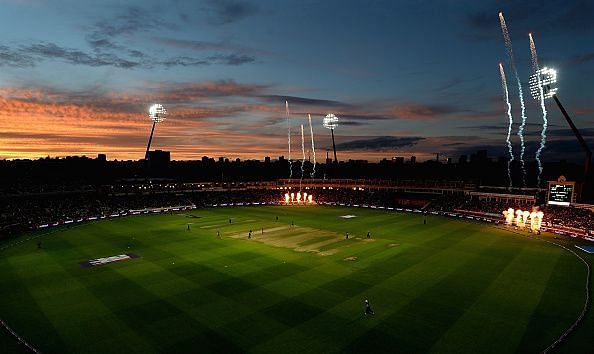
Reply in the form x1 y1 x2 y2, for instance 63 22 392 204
20 42 141 68
159 56 211 67
148 80 269 102
259 95 351 108
79 7 261 70
92 6 160 39
459 122 561 132
466 0 594 34
209 53 256 65
159 54 255 67
336 136 425 151
387 103 465 119
152 37 230 52
0 45 35 67
547 128 594 137
206 0 258 25
86 35 120 52
338 121 370 126
1 80 270 116
447 137 593 162
7 40 255 69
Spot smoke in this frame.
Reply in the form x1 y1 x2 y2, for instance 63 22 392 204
499 63 515 189
286 100 292 178
530 33 548 187
308 114 316 178
499 12 528 186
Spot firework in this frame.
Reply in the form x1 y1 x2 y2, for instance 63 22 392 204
529 33 548 187
286 101 292 178
499 63 515 189
300 124 306 189
499 12 528 186
308 114 316 178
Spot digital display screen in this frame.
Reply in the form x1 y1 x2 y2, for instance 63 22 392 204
548 184 573 206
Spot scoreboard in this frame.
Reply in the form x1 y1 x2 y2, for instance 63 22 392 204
548 176 576 206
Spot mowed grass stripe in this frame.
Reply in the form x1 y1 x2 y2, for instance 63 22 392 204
76 217 301 351
344 232 521 353
262 222 500 353
514 249 587 353
0 206 587 353
0 257 70 352
429 239 566 353
44 229 187 353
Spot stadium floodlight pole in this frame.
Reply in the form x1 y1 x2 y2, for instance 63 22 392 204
145 104 167 160
323 114 339 163
552 95 592 178
529 67 592 178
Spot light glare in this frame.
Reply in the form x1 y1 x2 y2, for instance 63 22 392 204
149 104 167 123
529 67 557 100
323 113 339 130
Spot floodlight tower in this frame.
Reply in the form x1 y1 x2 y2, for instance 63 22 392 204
323 113 339 163
145 104 167 160
529 67 591 178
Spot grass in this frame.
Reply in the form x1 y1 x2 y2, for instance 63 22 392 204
0 206 591 353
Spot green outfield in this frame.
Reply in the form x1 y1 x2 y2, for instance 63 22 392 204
0 206 592 353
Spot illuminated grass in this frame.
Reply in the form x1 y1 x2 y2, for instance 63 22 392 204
0 206 589 353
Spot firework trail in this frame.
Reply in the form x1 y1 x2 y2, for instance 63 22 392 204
286 101 292 179
529 33 539 71
530 33 548 187
300 124 306 189
499 12 527 186
499 63 515 189
308 114 316 178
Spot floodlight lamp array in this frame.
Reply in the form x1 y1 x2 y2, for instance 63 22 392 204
529 67 557 100
323 113 339 129
149 104 167 123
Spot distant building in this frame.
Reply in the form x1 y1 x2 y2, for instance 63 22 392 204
264 156 271 163
459 155 467 164
146 150 170 163
97 154 106 162
470 150 489 164
326 150 332 165
146 150 170 171
410 156 416 164
392 156 404 164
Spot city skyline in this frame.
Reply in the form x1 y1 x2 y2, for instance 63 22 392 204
0 0 593 162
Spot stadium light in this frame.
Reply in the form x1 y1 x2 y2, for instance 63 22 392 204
145 104 168 160
323 113 339 129
530 67 592 180
149 103 167 123
323 114 339 163
529 67 557 100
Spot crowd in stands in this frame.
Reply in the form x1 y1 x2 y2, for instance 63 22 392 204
0 189 286 238
544 205 594 233
427 194 594 234
0 193 194 237
1 184 592 239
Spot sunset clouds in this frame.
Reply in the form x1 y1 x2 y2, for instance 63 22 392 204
0 1 592 162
